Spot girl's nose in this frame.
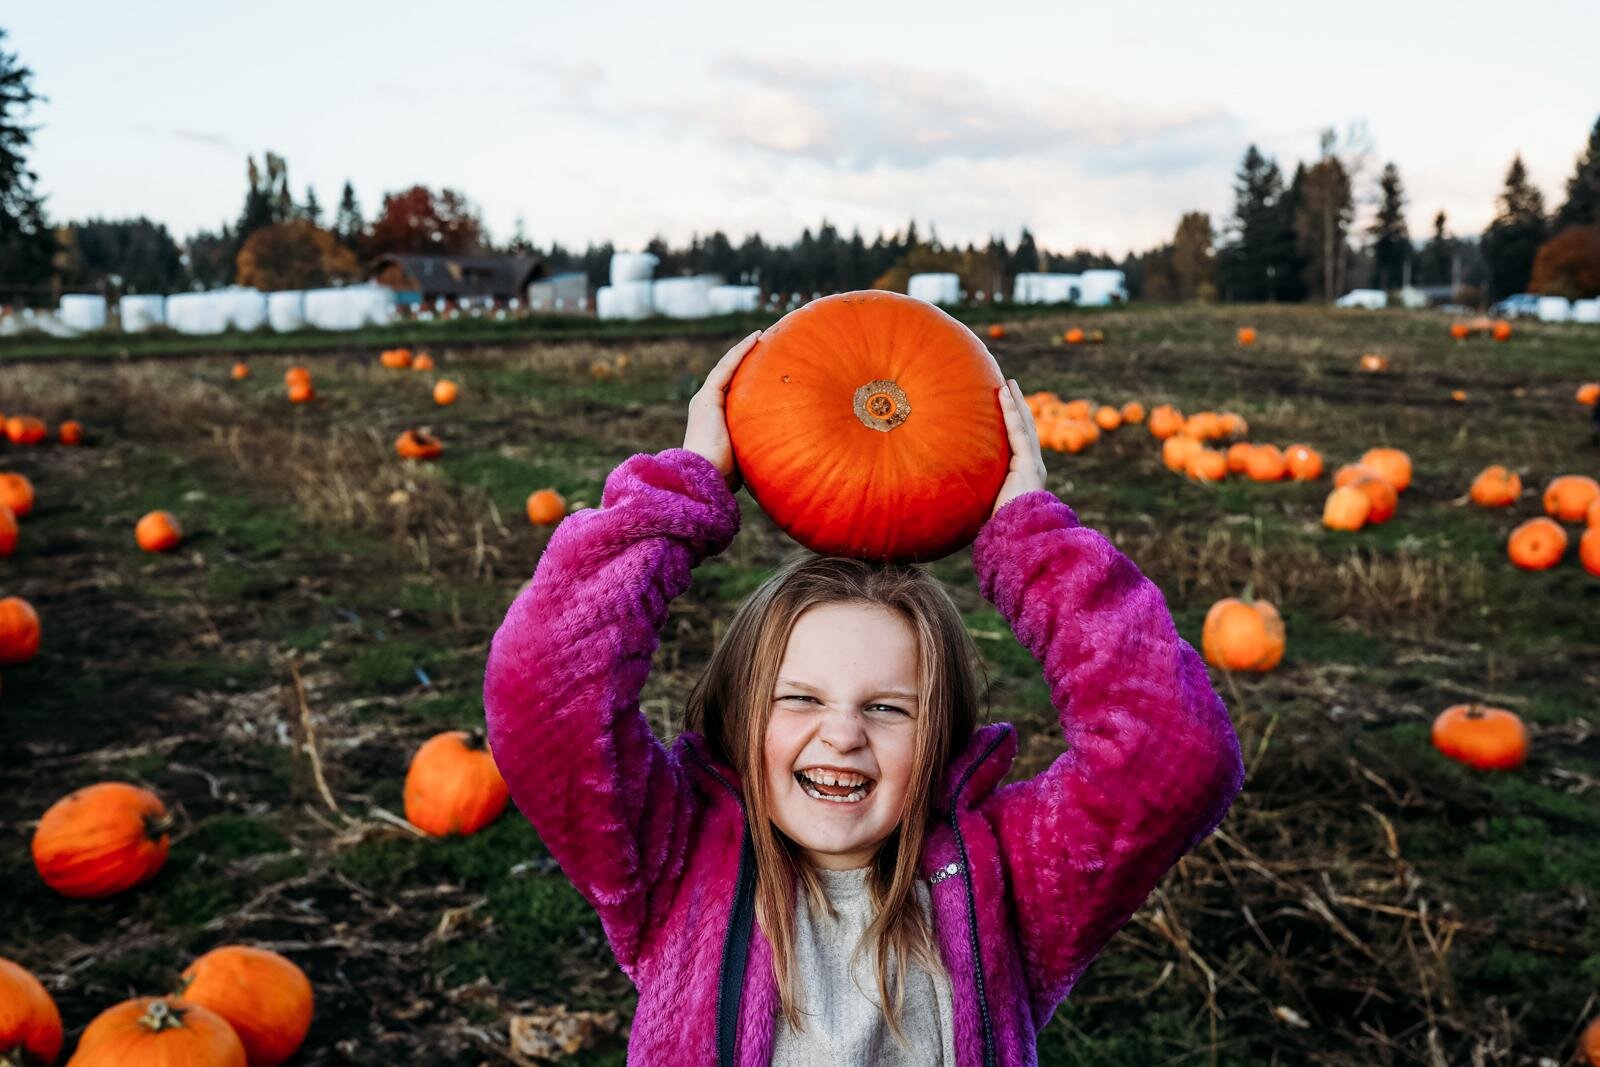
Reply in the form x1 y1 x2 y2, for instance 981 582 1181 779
818 708 868 751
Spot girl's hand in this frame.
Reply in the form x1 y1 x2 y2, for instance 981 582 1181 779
684 330 761 491
993 378 1047 516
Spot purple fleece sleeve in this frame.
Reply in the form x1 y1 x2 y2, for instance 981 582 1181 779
483 449 739 970
971 490 1244 1018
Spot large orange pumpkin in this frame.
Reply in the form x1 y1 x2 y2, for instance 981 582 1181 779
1543 474 1600 523
1507 517 1568 571
0 504 16 558
1147 404 1185 440
1359 447 1412 492
1340 467 1398 524
0 472 34 518
1588 495 1600 528
1322 485 1371 531
5 416 47 445
1225 441 1254 473
136 510 183 553
1579 526 1600 577
1431 704 1527 771
394 429 443 461
0 956 63 1067
1245 444 1288 483
1284 444 1323 481
525 489 566 526
68 997 244 1067
1201 598 1284 672
32 782 171 898
181 947 313 1067
1577 382 1600 406
1469 465 1522 508
1185 448 1227 482
725 292 1008 561
0 596 41 665
403 731 510 837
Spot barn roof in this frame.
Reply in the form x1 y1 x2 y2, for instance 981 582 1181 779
368 253 546 298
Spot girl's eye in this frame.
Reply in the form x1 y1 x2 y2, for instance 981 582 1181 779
869 704 908 715
778 695 817 704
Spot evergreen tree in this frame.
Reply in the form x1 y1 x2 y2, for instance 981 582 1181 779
1294 131 1355 302
1553 114 1600 232
1415 211 1456 288
302 185 321 226
1482 155 1547 299
1369 162 1410 290
1218 145 1300 301
334 180 364 249
1009 227 1040 275
0 28 53 290
65 218 182 293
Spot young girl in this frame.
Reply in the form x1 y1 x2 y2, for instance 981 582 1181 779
484 331 1245 1065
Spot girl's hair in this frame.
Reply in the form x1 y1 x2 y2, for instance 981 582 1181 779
685 553 982 1042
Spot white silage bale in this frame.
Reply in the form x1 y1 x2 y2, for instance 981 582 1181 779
58 294 108 332
267 291 306 332
119 295 165 333
610 252 659 286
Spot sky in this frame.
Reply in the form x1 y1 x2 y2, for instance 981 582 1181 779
7 0 1598 258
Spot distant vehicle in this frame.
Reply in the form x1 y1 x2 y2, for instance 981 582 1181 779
1335 289 1387 310
1489 293 1542 319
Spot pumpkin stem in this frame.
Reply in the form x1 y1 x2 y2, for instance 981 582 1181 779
146 811 176 841
137 999 189 1031
461 730 485 751
852 380 910 432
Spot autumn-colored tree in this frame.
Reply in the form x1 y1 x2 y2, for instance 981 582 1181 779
1170 212 1216 301
1294 131 1356 302
235 221 360 291
1528 224 1600 299
365 185 484 256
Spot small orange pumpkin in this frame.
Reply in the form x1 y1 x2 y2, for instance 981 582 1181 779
1581 1016 1600 1067
1450 389 1468 403
1245 444 1288 483
1201 597 1284 672
1449 322 1470 340
1359 447 1412 492
1581 526 1600 578
0 596 40 664
1236 327 1256 346
433 380 459 406
1338 466 1398 523
32 782 171 898
1093 405 1122 432
1491 319 1511 342
379 347 413 369
1507 517 1568 571
1064 327 1085 344
404 731 511 836
181 947 313 1067
1322 485 1371 531
411 353 436 372
1431 704 1527 770
286 379 314 405
231 362 251 380
136 510 183 553
1469 466 1522 508
1147 404 1186 440
1284 444 1323 481
283 366 311 387
1543 474 1600 523
0 505 16 558
69 997 245 1067
1162 434 1203 473
5 416 47 445
725 291 1008 561
1063 398 1093 420
1225 441 1254 473
526 489 566 526
0 955 63 1067
986 324 1006 340
1184 411 1223 441
394 429 443 461
58 420 84 445
1579 382 1600 406
1185 448 1227 482
0 472 35 518
1119 401 1145 425
1358 353 1389 373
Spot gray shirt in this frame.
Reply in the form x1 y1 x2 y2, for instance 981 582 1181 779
768 866 958 1066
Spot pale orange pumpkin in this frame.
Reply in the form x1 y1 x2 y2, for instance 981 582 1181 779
433 380 459 406
411 353 436 372
136 510 183 553
1507 517 1568 571
181 946 313 1067
1225 441 1254 473
68 997 245 1067
1284 444 1323 481
0 472 36 518
0 596 40 664
1245 444 1287 483
725 291 1008 561
32 782 171 898
1063 398 1093 421
1469 466 1522 508
1543 475 1600 523
526 489 566 526
394 429 443 461
404 731 510 836
1359 447 1412 492
1119 401 1145 424
1358 353 1389 373
0 955 63 1067
1147 404 1186 440
1322 485 1371 531
1162 434 1203 473
1185 448 1227 482
1093 405 1122 432
1201 598 1284 672
1450 389 1468 403
1431 704 1527 771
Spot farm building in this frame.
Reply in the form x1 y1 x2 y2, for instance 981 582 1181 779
525 271 592 312
368 253 546 307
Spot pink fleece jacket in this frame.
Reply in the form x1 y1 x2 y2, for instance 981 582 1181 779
484 448 1244 1066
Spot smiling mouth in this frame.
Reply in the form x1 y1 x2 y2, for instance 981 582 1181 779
794 770 875 804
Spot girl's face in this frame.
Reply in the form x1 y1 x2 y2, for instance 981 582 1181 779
762 602 922 871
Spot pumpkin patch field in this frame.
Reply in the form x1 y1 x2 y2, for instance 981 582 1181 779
2 303 1598 1065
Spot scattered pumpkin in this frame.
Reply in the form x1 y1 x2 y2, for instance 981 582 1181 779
1185 448 1227 482
1147 404 1186 440
1337 466 1398 523
433 380 459 406
411 353 436 371
286 380 314 405
379 347 413 369
181 946 313 1067
1322 485 1372 531
403 731 511 837
1582 526 1600 578
1201 597 1284 672
1581 1016 1600 1067
1236 327 1256 346
986 324 1006 340
1358 353 1389 373
1184 411 1223 441
32 782 171 898
1226 441 1254 473
725 291 1008 561
525 489 567 526
1469 465 1522 508
1093 405 1122 432
1162 434 1203 473
1579 382 1600 406
1450 389 1467 403
1119 401 1145 424
1491 319 1512 342
1088 329 1105 344
5 416 47 445
231 362 251 380
1064 327 1085 344
1449 322 1470 340
1218 412 1248 439
1284 444 1323 481
58 420 84 445
1543 474 1600 523
69 997 245 1067
283 366 310 387
1588 495 1600 528
0 472 36 518
136 510 183 553
1507 517 1568 571
1430 704 1528 771
0 505 15 558
0 955 63 1067
394 429 443 461
0 596 40 664
1245 444 1288 483
1359 447 1412 492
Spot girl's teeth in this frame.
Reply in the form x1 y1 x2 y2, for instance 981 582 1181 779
799 778 869 804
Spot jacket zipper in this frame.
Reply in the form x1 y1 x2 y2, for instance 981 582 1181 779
948 731 1007 1067
685 744 756 1067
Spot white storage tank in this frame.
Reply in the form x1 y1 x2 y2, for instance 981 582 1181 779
120 295 166 333
653 276 717 319
1536 295 1572 323
708 285 762 314
267 291 306 332
1077 270 1128 306
908 272 960 305
59 294 108 332
610 252 659 286
165 292 227 335
1012 273 1081 305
